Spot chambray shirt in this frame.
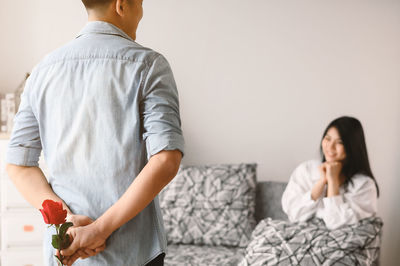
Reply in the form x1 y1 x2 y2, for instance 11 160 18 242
6 21 184 266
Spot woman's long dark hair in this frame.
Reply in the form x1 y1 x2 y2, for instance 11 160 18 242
320 116 379 196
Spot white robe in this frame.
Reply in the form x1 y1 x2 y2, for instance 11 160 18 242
281 159 378 230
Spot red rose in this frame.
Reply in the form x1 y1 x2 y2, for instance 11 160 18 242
39 200 67 225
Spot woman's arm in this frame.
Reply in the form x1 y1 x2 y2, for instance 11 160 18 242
321 176 378 230
282 161 322 222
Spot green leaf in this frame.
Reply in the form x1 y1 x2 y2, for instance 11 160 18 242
54 255 63 266
52 234 60 249
61 234 71 249
59 222 73 237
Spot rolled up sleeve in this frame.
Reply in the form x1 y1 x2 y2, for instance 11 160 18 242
6 79 42 167
140 54 184 159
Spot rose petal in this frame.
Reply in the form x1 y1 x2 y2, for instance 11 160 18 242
40 208 50 224
40 200 67 225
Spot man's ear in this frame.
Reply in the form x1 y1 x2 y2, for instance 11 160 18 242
115 0 125 17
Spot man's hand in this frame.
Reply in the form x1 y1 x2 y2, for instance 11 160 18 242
58 215 106 265
66 214 93 227
61 222 107 266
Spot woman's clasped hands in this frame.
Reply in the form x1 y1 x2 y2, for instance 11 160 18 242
320 161 343 184
319 161 345 197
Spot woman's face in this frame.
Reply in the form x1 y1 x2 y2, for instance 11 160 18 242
322 127 346 162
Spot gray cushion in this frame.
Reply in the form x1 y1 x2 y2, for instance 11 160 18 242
255 181 287 222
160 163 257 247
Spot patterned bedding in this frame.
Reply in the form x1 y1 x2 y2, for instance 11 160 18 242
239 217 383 266
165 244 245 266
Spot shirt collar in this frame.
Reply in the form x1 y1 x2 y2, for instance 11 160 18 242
76 21 134 42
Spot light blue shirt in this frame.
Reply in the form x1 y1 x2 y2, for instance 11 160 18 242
6 21 184 266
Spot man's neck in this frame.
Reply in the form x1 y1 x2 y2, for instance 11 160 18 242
87 15 136 40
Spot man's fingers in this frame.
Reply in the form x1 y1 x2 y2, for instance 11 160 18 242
63 254 74 265
77 249 90 260
63 246 105 265
65 249 97 264
65 249 85 266
95 243 106 252
65 252 81 266
81 248 96 257
61 232 77 257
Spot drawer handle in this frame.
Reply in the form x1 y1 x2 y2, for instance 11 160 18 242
23 225 35 232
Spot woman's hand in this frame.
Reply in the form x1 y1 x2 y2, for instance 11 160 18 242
61 222 108 266
311 164 329 201
319 164 328 184
325 161 342 184
325 161 343 197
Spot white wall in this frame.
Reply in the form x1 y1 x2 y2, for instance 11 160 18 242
0 0 87 89
1 0 399 265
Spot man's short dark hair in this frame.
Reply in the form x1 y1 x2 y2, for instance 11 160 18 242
81 0 113 9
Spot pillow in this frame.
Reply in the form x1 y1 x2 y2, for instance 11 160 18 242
159 163 257 247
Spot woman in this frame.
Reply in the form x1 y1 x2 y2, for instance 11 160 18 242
281 116 379 230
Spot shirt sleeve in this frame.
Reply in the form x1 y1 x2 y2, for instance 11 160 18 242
281 161 320 222
321 176 378 230
6 77 42 167
140 54 184 159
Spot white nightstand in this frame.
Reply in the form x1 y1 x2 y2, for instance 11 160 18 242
0 137 47 266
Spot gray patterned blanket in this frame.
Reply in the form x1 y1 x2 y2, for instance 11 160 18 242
240 217 383 266
165 244 245 266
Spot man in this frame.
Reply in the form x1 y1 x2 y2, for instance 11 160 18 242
5 0 184 265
